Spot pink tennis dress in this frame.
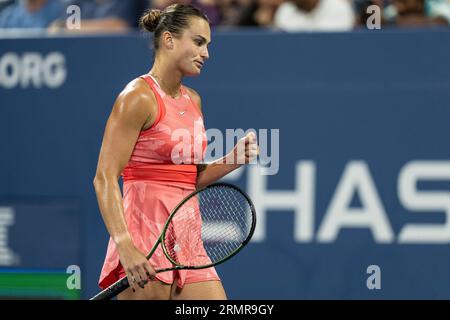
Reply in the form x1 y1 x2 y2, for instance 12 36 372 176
98 75 220 289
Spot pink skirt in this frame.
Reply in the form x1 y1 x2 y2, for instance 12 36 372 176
98 180 220 290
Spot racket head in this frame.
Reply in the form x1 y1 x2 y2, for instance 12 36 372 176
160 182 256 270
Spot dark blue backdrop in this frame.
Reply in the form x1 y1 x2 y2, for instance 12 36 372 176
1 30 450 299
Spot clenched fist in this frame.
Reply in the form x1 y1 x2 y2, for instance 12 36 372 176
226 132 259 166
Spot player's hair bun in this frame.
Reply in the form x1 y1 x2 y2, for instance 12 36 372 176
140 9 163 33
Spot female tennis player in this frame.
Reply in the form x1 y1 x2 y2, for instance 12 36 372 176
93 4 258 300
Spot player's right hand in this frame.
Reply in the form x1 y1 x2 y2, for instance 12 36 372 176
117 240 156 291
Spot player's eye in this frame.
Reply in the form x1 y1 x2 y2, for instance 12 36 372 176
194 38 205 46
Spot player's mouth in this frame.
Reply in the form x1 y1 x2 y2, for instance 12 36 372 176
194 60 204 68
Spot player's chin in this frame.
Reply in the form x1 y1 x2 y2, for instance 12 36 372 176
185 69 201 77
186 62 203 76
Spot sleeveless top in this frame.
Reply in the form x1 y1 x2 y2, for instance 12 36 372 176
121 74 207 187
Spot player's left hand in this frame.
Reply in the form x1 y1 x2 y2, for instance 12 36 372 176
227 132 259 166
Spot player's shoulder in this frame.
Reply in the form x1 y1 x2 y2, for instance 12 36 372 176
183 85 202 112
121 77 156 103
113 77 156 117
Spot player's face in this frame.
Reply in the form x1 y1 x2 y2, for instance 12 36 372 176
174 17 211 76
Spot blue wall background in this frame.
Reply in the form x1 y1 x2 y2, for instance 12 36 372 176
1 30 450 299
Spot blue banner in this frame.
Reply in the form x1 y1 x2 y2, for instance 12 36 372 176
1 30 450 299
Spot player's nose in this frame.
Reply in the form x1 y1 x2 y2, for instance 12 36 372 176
201 47 209 60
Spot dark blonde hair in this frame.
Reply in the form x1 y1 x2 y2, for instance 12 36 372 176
139 4 209 51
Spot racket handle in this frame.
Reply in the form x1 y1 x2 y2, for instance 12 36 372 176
90 276 130 300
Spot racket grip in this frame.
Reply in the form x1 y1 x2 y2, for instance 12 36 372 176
89 276 130 300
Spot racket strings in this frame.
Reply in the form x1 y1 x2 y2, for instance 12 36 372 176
163 185 253 267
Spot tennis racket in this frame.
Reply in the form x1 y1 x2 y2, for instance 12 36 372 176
90 182 256 300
